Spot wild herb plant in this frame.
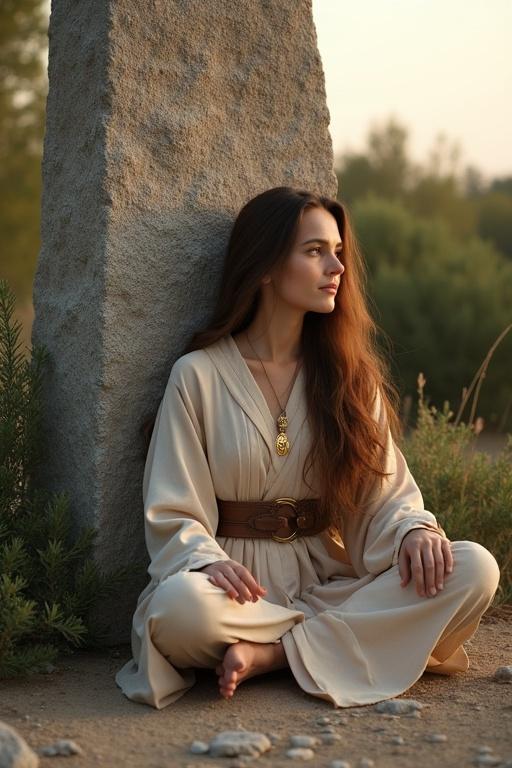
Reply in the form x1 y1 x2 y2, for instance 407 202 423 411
0 279 138 677
403 326 512 607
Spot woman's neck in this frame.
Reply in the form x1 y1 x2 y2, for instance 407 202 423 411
237 323 303 365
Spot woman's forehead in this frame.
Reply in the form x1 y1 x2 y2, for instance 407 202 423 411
296 207 342 243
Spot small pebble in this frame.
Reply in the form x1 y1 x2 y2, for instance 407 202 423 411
405 710 422 718
321 733 342 745
358 759 375 768
290 735 320 748
375 698 423 715
40 739 84 756
319 725 336 734
472 756 503 767
267 732 280 744
335 717 349 726
329 761 351 768
189 740 209 754
316 716 331 725
391 735 405 745
476 746 494 755
209 731 272 758
493 665 512 682
286 747 315 760
425 733 448 743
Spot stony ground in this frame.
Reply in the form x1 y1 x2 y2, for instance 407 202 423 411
1 607 511 768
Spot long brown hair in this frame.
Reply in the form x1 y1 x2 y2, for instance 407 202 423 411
142 186 403 533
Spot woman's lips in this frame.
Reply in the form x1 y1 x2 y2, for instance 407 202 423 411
320 286 337 293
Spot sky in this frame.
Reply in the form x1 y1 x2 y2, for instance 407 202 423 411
311 0 512 182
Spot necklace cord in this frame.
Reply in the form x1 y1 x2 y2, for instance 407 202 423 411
244 331 302 414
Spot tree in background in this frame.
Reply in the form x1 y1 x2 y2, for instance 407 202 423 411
337 117 512 256
336 120 512 431
0 0 47 303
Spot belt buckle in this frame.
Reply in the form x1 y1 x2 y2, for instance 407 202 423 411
271 497 299 543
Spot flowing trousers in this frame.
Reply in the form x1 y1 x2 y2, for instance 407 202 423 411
115 540 501 709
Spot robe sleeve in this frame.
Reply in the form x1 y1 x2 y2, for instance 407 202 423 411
142 366 232 584
361 388 449 576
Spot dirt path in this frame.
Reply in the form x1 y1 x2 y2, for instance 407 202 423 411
1 609 511 768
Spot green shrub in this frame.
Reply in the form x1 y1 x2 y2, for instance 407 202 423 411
352 195 512 430
403 371 512 607
0 279 138 677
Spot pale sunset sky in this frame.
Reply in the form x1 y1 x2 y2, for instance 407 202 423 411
311 0 512 181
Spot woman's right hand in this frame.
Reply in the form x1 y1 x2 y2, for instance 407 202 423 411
197 560 267 604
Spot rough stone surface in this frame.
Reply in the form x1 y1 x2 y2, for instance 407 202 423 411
208 730 272 758
32 0 338 643
0 720 39 767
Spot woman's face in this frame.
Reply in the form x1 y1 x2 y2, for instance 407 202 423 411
264 206 345 314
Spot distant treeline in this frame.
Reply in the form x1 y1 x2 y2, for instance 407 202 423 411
335 119 512 430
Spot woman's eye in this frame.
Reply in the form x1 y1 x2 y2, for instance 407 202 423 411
309 247 321 255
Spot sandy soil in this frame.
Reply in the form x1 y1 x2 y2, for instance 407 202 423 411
1 607 511 768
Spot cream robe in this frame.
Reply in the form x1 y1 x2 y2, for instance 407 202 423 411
115 333 500 709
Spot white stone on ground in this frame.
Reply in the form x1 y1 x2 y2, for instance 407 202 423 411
189 740 209 754
425 733 448 743
286 747 315 760
0 721 39 768
289 735 320 748
493 665 512 682
472 756 503 767
321 733 342 745
208 731 271 758
374 698 423 715
39 740 83 757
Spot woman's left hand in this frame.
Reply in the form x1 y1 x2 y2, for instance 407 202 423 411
398 528 454 597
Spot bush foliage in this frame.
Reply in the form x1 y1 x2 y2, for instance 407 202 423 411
0 278 137 677
403 372 512 607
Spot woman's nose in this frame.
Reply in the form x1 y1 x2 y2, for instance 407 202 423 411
331 258 344 275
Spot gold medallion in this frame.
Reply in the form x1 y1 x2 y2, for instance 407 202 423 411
275 432 290 456
276 412 290 455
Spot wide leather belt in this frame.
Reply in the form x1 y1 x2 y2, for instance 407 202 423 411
215 496 329 543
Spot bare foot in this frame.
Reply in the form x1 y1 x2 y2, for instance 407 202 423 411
215 639 288 700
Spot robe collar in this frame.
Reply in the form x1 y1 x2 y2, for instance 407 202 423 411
203 333 308 470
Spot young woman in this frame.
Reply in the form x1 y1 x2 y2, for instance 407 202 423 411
115 186 500 709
